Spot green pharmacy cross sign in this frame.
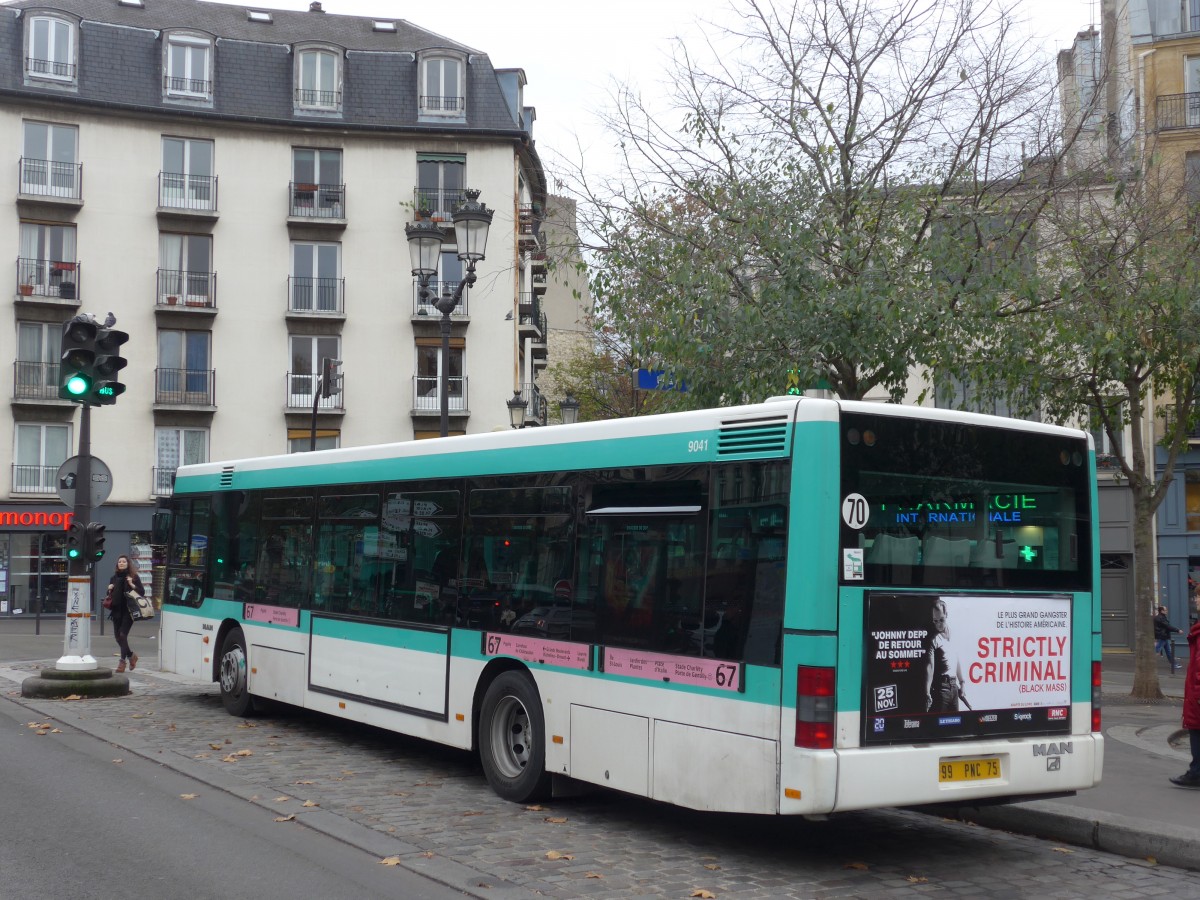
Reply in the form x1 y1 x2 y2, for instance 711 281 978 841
1020 545 1038 563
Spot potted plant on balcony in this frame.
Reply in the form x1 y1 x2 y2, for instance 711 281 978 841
18 278 34 297
165 295 179 305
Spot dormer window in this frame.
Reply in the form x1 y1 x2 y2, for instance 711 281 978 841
164 32 213 100
419 53 465 116
295 47 342 112
25 15 76 83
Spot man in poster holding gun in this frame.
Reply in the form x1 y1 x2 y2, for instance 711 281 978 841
923 599 970 713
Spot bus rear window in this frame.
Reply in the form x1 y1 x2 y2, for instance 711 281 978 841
839 412 1091 591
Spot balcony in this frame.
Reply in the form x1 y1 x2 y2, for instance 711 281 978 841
517 203 541 249
16 257 80 306
158 172 218 219
529 250 548 273
412 280 468 317
25 56 76 81
1156 92 1200 131
412 375 468 415
294 88 342 111
286 372 345 412
518 382 548 427
163 74 212 98
155 368 215 408
288 181 346 225
532 270 548 295
12 360 72 406
288 276 345 318
151 466 176 497
418 95 465 114
413 187 463 224
157 269 216 313
18 158 83 208
12 464 58 494
518 293 542 335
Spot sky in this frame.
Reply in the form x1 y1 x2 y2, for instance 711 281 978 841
254 0 1105 183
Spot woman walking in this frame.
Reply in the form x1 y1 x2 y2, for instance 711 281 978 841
107 554 144 673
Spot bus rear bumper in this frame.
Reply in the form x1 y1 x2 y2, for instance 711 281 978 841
779 733 1103 815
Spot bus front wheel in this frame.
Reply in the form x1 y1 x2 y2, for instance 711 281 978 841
218 626 256 717
478 671 552 803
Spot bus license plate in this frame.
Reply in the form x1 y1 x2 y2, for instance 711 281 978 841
939 757 1000 783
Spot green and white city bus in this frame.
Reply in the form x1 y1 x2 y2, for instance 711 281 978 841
159 397 1102 813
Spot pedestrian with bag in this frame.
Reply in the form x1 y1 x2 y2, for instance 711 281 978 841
1171 618 1200 788
106 554 144 673
1154 605 1182 673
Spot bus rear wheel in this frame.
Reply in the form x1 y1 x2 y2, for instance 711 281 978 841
479 671 552 803
218 626 257 717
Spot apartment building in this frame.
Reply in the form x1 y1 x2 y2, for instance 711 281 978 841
0 0 556 614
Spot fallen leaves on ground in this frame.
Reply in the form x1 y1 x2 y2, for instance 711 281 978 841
112 759 123 764
690 891 717 899
237 722 258 728
1146 856 1158 865
1053 847 1075 854
379 856 402 866
906 875 928 883
235 749 253 757
273 796 289 803
62 695 81 701
545 850 574 861
302 800 318 807
273 814 295 822
180 793 197 800
703 864 721 870
420 851 434 859
844 861 869 870
293 779 315 785
544 816 568 824
209 743 223 750
585 872 604 879
524 804 547 811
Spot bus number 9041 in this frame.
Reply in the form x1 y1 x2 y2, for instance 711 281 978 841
687 439 709 453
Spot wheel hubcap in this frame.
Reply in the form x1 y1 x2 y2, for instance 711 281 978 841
220 644 246 696
490 695 531 778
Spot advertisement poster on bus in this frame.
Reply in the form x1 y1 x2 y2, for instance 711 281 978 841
861 592 1072 745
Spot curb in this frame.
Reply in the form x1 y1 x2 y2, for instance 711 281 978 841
934 800 1200 872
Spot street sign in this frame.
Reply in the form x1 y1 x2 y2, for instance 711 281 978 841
56 455 113 508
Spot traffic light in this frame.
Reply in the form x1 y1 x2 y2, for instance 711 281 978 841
64 520 86 560
320 357 342 398
58 316 98 401
90 327 128 405
85 522 107 562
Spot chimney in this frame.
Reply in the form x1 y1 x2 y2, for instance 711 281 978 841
309 2 324 11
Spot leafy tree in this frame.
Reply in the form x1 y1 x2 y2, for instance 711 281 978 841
575 0 1064 405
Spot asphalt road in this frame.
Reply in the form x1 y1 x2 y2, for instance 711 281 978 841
0 698 465 900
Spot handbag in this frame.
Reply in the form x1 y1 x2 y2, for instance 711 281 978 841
102 588 113 611
127 590 155 620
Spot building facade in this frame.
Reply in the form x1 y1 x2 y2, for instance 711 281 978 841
0 0 555 613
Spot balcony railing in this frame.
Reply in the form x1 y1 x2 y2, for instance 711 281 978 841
155 368 215 405
19 158 82 200
517 203 542 243
413 280 467 316
151 466 176 497
26 57 75 79
13 361 61 401
418 95 465 113
12 464 58 494
519 382 548 426
157 268 216 308
518 292 542 327
294 88 342 109
290 182 345 219
163 74 212 96
16 257 80 301
1156 92 1200 131
289 276 344 314
286 372 344 410
412 375 467 413
413 187 464 223
159 171 218 212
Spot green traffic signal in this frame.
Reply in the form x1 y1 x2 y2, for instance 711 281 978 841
65 373 91 396
64 521 86 560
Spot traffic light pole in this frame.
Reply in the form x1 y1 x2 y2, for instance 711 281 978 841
58 403 96 671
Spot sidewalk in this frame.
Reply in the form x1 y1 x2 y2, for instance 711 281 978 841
1 619 1196 872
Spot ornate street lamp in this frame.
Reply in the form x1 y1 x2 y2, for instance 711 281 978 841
506 390 528 429
559 394 580 425
406 189 492 437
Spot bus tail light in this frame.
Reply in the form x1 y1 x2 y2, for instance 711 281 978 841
1091 660 1102 732
795 665 835 749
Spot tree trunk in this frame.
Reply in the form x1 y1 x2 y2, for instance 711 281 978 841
1129 483 1163 700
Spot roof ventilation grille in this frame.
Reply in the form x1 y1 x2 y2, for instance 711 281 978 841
716 415 790 456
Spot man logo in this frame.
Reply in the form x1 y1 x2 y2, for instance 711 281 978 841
1046 757 1062 771
1033 742 1073 756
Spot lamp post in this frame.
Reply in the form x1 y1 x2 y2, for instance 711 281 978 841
407 188 492 437
506 390 528 428
559 394 580 425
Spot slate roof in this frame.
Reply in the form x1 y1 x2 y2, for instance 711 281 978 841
0 0 530 136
